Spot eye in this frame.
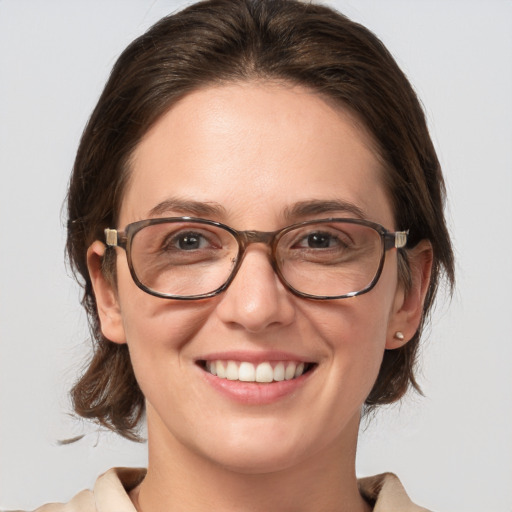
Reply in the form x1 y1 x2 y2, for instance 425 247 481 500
294 231 349 250
161 230 220 252
304 232 336 249
172 231 210 251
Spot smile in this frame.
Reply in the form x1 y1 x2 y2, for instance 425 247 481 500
203 360 313 383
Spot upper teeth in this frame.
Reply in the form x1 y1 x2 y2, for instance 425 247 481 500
206 360 306 383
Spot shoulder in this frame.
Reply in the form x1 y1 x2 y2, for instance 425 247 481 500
31 468 146 512
358 473 432 512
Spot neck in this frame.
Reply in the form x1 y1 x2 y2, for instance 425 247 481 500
132 412 370 512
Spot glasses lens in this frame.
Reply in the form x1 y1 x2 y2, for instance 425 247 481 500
276 221 383 298
130 221 238 297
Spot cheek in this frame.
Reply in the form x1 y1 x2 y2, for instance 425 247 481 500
120 298 213 355
322 306 387 388
301 281 397 387
116 255 208 337
118 296 218 425
304 292 392 352
115 263 214 372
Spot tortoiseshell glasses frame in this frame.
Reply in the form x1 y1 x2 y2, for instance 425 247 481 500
104 217 408 301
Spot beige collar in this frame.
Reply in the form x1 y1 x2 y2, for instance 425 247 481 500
46 467 430 512
359 473 432 512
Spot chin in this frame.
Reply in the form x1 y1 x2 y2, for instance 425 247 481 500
191 418 322 475
205 443 309 475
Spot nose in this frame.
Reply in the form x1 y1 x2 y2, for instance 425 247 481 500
215 246 296 333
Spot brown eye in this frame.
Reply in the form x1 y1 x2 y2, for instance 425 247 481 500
293 230 350 250
173 232 208 251
304 232 337 249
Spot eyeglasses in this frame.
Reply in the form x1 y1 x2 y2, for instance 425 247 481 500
104 217 408 300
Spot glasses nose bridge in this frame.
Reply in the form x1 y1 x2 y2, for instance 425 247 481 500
228 229 282 290
236 229 279 269
238 229 276 249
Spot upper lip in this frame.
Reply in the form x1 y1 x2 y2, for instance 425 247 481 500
196 350 314 364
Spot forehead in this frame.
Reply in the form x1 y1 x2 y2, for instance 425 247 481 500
121 82 393 228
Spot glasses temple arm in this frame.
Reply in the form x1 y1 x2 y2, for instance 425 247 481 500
104 228 129 249
384 230 408 250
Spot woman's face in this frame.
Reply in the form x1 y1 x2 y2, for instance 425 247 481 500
91 82 417 473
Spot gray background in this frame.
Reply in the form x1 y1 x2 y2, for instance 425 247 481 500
1 1 511 510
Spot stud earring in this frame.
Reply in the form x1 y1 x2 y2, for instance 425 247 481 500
394 331 405 341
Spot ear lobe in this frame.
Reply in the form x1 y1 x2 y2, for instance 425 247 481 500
386 240 433 349
87 241 127 344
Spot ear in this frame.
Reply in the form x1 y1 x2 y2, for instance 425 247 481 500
87 241 127 344
386 240 433 349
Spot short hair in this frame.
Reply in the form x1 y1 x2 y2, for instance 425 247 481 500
66 0 455 440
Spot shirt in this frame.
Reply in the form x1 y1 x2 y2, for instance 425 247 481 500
32 467 432 511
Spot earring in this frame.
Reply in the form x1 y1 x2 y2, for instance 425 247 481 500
394 331 405 341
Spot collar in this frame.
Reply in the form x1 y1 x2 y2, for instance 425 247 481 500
88 468 431 512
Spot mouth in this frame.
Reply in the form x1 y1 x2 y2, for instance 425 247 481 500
198 360 316 383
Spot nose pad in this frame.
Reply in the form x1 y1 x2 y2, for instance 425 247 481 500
215 247 295 333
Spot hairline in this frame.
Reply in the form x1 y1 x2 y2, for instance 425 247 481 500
118 77 394 229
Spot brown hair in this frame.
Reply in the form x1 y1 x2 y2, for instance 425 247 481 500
67 0 455 440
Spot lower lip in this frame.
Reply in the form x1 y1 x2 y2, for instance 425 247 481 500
200 366 314 405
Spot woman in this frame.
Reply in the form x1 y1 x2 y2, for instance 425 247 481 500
40 0 454 509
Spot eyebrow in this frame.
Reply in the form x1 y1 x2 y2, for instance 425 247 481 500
147 197 367 222
283 199 367 220
148 198 227 218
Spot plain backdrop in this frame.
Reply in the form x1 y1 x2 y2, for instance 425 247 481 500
1 1 511 510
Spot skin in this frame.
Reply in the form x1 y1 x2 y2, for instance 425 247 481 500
88 82 432 512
